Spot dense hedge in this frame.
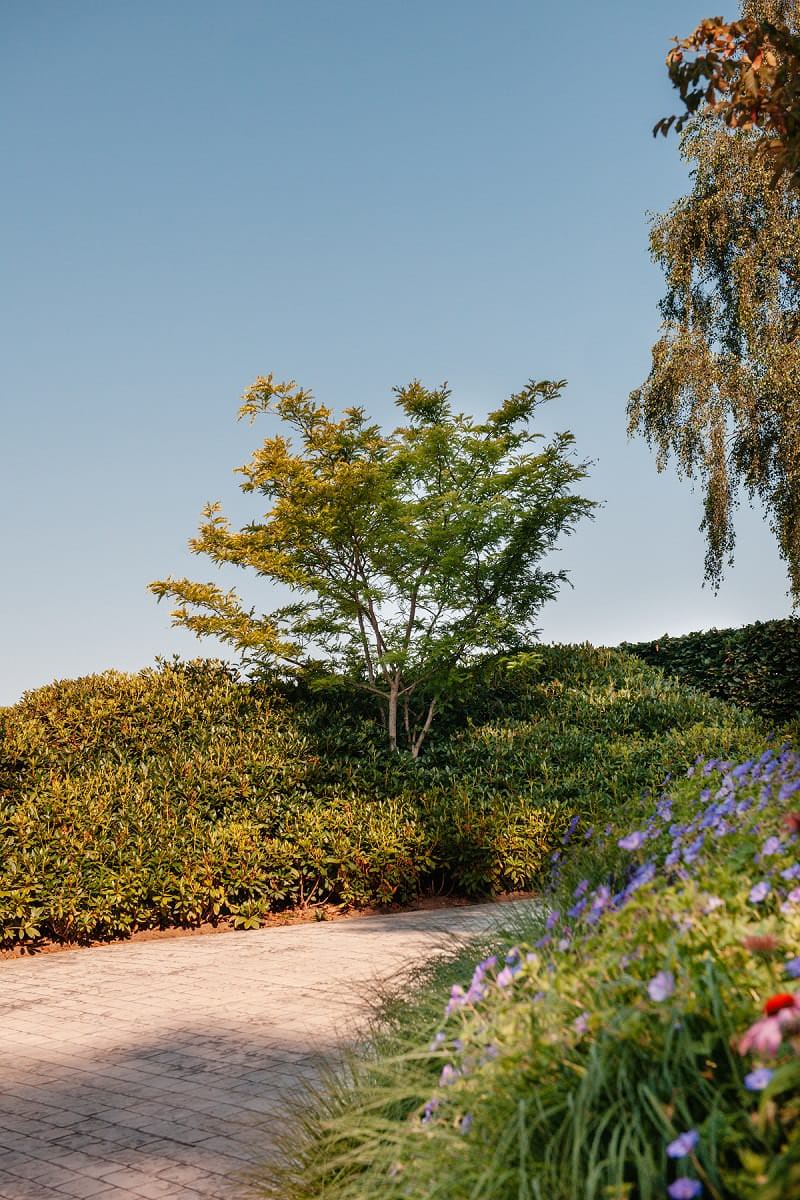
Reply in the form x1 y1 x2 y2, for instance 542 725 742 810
622 617 800 724
270 745 800 1200
0 648 766 947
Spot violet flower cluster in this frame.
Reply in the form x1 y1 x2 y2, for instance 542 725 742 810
417 746 800 1197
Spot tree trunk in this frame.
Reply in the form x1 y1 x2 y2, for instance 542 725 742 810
410 697 436 759
387 682 399 752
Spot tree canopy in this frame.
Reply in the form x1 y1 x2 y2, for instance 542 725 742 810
656 3 800 183
630 0 800 601
151 375 595 755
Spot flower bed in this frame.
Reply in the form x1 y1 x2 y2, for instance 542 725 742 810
274 747 800 1200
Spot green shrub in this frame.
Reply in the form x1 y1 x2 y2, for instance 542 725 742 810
622 618 800 724
268 746 800 1200
0 648 766 947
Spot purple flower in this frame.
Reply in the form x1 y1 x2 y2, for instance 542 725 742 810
421 1097 439 1123
586 885 611 924
439 1063 459 1087
749 881 771 904
562 815 580 844
618 831 646 851
682 836 705 865
445 984 465 1016
568 898 587 919
786 957 800 979
744 1067 773 1091
786 887 800 904
573 879 589 897
781 864 800 880
459 1113 472 1135
464 981 486 1004
648 970 675 1002
495 966 514 988
668 1179 702 1199
628 861 656 891
545 909 560 930
702 895 724 914
666 1130 699 1158
573 1012 589 1035
762 836 782 856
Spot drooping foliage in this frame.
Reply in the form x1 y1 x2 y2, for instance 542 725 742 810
151 375 596 754
631 1 800 601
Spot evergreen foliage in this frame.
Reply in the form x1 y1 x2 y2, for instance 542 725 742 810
0 648 763 948
623 617 800 725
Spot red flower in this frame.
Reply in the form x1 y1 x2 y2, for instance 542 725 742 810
764 992 797 1017
742 934 779 953
783 811 800 834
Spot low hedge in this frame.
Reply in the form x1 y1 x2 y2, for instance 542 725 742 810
622 617 800 725
270 744 800 1200
0 648 766 948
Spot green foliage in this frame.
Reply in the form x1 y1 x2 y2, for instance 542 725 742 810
150 374 597 754
622 617 800 724
632 2 800 600
265 745 800 1200
0 649 764 949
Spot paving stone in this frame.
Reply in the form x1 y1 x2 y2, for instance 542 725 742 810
0 900 534 1198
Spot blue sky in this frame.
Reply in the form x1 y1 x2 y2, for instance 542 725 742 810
1 1 787 707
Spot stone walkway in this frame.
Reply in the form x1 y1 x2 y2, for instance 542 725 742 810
0 902 532 1200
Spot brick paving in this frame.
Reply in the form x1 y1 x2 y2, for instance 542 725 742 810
0 901 533 1200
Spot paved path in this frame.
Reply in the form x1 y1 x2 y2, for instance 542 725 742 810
0 902 533 1200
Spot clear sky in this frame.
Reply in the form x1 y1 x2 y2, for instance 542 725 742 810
1 1 788 707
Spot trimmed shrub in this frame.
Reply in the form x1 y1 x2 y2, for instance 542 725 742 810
622 617 800 724
0 648 766 947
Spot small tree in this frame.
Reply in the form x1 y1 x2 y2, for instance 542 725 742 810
151 375 595 756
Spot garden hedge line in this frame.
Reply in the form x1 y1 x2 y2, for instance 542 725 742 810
0 648 766 948
622 617 800 724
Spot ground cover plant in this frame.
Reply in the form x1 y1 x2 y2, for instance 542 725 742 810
0 646 764 948
266 745 800 1200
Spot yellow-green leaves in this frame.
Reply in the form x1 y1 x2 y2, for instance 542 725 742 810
631 35 800 599
151 375 596 753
